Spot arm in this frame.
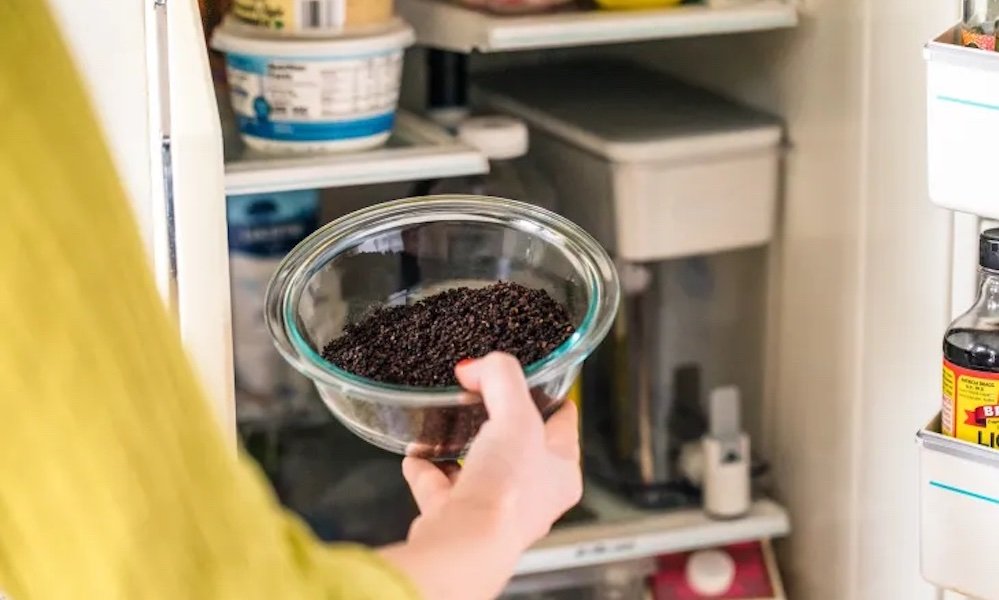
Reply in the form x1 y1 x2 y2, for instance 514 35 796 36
383 355 583 600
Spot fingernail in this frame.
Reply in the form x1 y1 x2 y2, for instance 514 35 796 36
455 358 475 369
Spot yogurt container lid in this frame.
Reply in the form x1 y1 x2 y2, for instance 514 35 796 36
473 60 782 163
211 17 414 57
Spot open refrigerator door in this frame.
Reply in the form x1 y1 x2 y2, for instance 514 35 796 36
47 0 235 438
918 22 999 600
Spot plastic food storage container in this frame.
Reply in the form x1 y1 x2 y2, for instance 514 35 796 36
210 19 413 154
265 195 620 460
474 60 783 262
231 0 395 33
455 0 574 15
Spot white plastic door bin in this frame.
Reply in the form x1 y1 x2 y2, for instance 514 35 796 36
926 27 999 220
917 414 999 600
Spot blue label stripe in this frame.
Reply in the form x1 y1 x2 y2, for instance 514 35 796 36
227 53 268 75
936 95 999 112
238 112 394 142
226 51 398 69
929 480 999 505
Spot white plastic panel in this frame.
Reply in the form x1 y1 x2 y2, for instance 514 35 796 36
926 27 999 221
46 0 156 252
918 416 999 600
48 0 234 440
163 0 236 436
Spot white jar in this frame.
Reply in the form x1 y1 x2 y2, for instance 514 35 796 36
211 19 414 153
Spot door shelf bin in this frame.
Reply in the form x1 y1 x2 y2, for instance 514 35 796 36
917 415 999 600
926 27 999 221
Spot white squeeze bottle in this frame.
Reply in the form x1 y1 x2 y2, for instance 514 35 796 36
702 386 751 519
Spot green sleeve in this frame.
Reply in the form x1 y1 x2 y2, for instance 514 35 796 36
0 3 418 599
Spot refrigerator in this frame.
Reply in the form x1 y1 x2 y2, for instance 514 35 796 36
46 0 972 597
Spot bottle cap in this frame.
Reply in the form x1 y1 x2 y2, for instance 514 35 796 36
458 116 529 161
980 228 999 271
709 386 741 438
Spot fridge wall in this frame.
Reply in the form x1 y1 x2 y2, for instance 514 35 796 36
595 2 957 599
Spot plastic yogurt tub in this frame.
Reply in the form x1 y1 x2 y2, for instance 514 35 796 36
211 19 414 153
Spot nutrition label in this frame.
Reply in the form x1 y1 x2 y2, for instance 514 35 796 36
226 52 403 124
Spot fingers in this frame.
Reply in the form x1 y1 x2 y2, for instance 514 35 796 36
402 457 453 515
437 460 462 483
455 352 542 440
545 400 580 461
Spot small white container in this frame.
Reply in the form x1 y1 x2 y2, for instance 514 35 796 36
474 61 782 261
926 26 999 220
211 19 413 154
917 414 999 600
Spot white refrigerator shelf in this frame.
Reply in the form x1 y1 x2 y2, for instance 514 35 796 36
224 111 489 196
517 484 790 575
396 0 798 54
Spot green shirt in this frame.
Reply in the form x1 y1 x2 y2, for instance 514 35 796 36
0 3 418 599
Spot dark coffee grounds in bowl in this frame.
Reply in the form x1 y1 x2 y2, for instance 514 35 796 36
318 281 576 459
321 281 576 387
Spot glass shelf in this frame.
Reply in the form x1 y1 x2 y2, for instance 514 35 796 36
224 111 488 196
396 0 798 54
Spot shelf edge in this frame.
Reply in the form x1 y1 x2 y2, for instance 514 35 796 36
514 498 790 576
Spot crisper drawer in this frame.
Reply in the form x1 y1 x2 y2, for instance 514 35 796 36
528 129 780 262
917 414 999 600
609 151 778 261
926 27 999 220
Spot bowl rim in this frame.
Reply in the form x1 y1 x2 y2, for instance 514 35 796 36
264 194 620 407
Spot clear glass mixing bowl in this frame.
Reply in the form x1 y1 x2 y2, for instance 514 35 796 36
265 195 620 460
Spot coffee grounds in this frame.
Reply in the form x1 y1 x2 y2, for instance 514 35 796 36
321 281 576 387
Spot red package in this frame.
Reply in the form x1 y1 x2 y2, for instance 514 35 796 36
651 540 784 600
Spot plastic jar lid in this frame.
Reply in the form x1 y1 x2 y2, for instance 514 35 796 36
458 116 529 161
211 17 414 57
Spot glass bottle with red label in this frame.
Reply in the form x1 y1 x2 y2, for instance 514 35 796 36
943 229 999 448
962 0 999 50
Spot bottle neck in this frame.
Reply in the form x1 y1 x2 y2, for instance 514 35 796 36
978 267 999 312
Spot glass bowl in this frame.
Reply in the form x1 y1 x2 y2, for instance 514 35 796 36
265 195 620 460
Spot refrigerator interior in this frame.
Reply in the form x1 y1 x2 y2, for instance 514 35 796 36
46 0 973 597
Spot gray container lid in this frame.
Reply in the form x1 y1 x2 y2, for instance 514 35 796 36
473 60 782 163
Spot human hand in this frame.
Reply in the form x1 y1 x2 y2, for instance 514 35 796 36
388 352 582 599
